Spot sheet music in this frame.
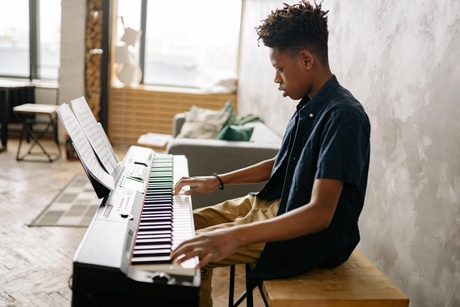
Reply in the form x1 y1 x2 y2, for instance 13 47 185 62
57 103 114 191
71 97 118 175
97 122 119 165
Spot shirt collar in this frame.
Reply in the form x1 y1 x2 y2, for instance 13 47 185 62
296 75 340 118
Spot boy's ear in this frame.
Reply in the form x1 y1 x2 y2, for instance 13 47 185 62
300 50 314 70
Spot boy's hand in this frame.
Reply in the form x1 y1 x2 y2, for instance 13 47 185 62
173 176 220 195
171 228 241 268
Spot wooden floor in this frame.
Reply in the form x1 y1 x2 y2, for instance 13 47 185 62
0 137 265 306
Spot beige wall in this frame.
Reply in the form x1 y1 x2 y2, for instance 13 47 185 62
59 0 86 105
238 1 460 306
58 0 86 142
237 1 297 135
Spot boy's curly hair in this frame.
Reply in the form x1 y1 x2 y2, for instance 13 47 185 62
256 0 329 64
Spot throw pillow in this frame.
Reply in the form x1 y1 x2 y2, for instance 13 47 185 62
222 100 236 125
176 102 233 139
217 125 254 141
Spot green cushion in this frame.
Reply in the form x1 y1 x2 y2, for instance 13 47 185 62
217 125 254 141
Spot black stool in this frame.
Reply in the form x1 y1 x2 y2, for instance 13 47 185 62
13 103 61 162
228 264 268 307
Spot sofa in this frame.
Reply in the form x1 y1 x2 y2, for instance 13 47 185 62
166 112 282 209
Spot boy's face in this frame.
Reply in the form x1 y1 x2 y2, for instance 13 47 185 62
269 47 312 100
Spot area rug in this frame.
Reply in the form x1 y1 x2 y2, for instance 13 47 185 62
29 173 101 227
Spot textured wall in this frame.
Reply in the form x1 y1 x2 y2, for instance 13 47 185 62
59 0 86 107
238 0 460 306
238 0 298 133
58 0 86 141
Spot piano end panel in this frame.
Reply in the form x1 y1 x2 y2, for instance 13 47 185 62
71 262 200 307
74 220 130 270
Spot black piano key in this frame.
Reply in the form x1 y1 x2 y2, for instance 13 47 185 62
144 198 173 203
131 256 172 264
148 173 171 177
144 195 173 199
142 209 172 214
145 197 173 201
144 202 172 207
134 244 171 250
139 221 172 227
135 238 171 244
139 220 172 226
133 249 171 257
138 225 172 232
145 194 172 198
136 230 171 236
143 203 172 208
140 218 172 224
145 189 172 193
141 212 171 218
146 190 172 195
136 237 171 245
145 199 172 203
143 202 173 207
140 218 172 223
136 233 171 240
141 212 172 218
147 178 171 182
146 189 171 193
148 175 173 179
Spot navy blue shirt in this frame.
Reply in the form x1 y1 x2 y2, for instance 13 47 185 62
248 76 371 286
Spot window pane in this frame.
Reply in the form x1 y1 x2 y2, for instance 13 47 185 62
115 0 142 84
116 0 142 41
0 0 29 77
139 0 241 88
39 0 61 79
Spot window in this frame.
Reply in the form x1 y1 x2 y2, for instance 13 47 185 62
117 0 242 89
0 0 61 81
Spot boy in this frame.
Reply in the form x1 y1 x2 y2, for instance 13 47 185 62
172 1 371 306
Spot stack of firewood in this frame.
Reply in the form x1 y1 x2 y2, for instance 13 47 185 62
85 0 103 121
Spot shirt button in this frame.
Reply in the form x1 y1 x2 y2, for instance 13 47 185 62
309 113 314 118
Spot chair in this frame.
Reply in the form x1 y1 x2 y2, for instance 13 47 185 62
13 103 61 162
228 264 269 307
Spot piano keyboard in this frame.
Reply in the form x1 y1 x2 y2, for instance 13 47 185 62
130 155 197 277
71 146 200 306
133 156 176 264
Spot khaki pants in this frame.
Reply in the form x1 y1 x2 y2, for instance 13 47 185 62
193 195 280 307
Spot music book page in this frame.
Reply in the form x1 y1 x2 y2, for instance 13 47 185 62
57 103 115 191
70 96 118 175
97 122 120 166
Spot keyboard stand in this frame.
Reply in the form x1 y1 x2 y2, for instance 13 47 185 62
13 103 61 162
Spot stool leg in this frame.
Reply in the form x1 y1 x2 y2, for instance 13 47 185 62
229 265 235 306
49 114 61 158
245 263 254 307
257 283 269 307
16 120 28 161
229 264 247 307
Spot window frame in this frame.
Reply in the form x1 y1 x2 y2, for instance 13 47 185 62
0 0 59 81
117 0 242 89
